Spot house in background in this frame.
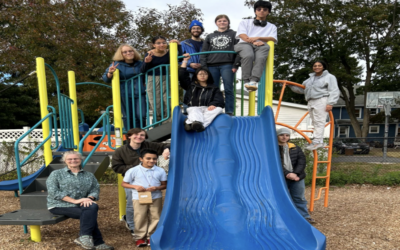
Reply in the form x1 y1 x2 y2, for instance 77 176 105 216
234 91 331 139
332 94 400 139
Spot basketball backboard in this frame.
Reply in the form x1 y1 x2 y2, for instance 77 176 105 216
366 92 400 109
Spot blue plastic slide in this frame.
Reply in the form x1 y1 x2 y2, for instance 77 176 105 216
0 166 45 191
151 106 326 250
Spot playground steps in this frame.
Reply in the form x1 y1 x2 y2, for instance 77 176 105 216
0 154 110 226
147 121 172 142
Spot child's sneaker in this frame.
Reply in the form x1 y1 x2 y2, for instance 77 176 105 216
244 81 258 92
74 235 95 250
136 239 147 247
305 142 324 151
191 121 205 132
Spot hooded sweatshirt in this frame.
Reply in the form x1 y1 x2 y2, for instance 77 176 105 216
178 68 225 108
200 29 240 68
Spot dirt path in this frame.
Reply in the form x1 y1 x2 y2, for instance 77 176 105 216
0 185 399 250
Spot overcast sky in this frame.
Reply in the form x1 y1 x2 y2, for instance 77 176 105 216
122 0 255 36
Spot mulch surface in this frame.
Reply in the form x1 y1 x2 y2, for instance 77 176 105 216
0 185 399 250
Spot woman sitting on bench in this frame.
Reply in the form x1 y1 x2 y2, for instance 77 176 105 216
46 151 113 250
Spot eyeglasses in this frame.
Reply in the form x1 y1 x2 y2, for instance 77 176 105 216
256 7 269 12
198 73 208 76
66 158 81 161
122 50 134 54
155 42 167 45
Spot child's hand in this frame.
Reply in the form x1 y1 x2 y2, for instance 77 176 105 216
144 51 154 63
169 39 181 45
253 41 264 46
286 173 298 180
182 53 191 61
326 105 333 112
136 186 146 192
146 186 157 192
162 148 170 160
232 68 237 73
208 105 216 111
190 63 201 69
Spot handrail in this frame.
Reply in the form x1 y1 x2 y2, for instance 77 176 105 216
76 82 112 89
78 109 85 125
177 51 237 59
78 106 114 167
14 106 58 195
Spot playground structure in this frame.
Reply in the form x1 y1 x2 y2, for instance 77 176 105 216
0 42 334 248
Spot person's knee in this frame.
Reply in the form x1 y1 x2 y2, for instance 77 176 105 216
86 203 99 212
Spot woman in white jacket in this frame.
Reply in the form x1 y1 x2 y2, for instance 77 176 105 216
290 61 340 151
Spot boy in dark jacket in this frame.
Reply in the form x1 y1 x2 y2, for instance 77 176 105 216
276 127 315 224
179 54 225 132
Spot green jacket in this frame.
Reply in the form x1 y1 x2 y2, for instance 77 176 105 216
112 141 168 176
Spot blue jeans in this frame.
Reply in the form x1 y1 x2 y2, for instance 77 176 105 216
285 179 310 219
208 64 235 114
50 204 104 246
125 188 134 230
121 94 147 130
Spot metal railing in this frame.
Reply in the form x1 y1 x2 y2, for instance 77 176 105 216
14 106 58 194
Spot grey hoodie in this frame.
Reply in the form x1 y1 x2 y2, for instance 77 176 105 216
291 70 340 105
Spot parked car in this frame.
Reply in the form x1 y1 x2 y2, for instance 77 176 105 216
333 138 370 155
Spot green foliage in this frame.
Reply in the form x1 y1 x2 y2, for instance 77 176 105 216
245 0 400 137
98 167 118 184
0 0 133 126
0 84 41 129
131 0 203 54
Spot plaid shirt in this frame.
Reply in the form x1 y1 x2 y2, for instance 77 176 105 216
46 167 100 209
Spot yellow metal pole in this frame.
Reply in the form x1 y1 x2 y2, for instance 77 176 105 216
30 225 41 242
264 41 275 108
112 69 126 220
68 71 80 151
248 92 256 116
169 42 179 118
36 57 52 166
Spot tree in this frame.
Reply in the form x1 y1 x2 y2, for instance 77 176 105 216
0 0 133 126
130 0 203 54
245 0 400 137
0 83 41 129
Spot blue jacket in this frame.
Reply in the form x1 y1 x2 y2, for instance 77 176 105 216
180 39 203 73
102 60 146 98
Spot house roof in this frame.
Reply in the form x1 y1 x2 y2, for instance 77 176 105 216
335 86 365 107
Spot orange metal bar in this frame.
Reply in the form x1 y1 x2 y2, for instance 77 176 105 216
313 187 328 201
294 112 309 129
274 79 334 212
274 81 287 122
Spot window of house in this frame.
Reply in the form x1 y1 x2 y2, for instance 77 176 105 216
354 108 362 118
369 125 380 134
369 108 379 115
339 127 349 137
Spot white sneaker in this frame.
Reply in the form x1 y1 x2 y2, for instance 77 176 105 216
244 81 258 92
305 142 324 151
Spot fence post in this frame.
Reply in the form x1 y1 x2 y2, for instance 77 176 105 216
264 41 275 108
112 69 126 220
169 42 179 117
68 71 80 151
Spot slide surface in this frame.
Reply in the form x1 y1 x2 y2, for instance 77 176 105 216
0 166 45 191
151 106 326 250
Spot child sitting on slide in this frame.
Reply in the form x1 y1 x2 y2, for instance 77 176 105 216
179 53 225 132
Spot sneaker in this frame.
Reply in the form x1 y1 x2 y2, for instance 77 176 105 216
95 243 114 250
244 81 258 92
74 235 95 250
136 239 147 247
191 121 205 132
122 215 130 230
130 230 135 236
147 238 151 246
306 217 316 224
184 119 193 131
305 142 324 151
